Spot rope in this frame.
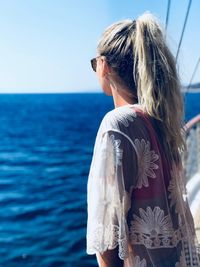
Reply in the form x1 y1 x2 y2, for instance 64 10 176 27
165 0 171 32
176 0 192 61
187 56 200 91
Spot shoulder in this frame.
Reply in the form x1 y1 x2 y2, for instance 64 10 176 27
101 104 143 131
96 104 148 142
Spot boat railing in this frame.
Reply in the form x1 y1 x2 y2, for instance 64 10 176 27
184 115 200 243
183 114 200 183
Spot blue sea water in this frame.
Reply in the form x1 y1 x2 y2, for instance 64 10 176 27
0 92 199 267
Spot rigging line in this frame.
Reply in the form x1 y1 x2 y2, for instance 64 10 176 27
175 0 192 62
187 56 200 91
165 0 171 32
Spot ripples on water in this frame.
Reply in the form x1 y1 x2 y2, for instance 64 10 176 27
0 93 113 267
0 92 199 267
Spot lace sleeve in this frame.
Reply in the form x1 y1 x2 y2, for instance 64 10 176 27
86 129 134 260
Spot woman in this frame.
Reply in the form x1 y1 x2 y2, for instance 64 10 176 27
86 12 200 267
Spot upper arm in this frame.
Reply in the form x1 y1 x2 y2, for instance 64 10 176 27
86 129 137 262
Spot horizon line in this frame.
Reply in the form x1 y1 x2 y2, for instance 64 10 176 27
0 90 103 94
0 87 200 94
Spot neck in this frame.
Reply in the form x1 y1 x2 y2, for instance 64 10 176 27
111 85 137 108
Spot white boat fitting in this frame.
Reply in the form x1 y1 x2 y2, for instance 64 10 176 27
184 114 200 241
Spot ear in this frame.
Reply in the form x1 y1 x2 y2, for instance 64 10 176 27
98 58 111 78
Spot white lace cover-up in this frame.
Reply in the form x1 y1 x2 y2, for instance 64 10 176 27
86 104 200 267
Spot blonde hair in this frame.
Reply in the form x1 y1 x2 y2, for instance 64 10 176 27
97 12 186 162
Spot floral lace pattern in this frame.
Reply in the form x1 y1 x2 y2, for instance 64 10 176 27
168 164 186 216
106 105 137 128
168 173 182 215
182 239 200 266
129 206 184 248
109 134 123 166
87 223 128 260
100 133 123 178
134 139 159 189
86 105 200 266
133 256 147 267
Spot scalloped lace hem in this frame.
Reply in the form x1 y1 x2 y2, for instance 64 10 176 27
87 224 129 260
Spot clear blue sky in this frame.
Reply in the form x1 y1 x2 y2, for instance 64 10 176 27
0 0 199 93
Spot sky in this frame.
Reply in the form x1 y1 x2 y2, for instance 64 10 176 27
0 0 199 93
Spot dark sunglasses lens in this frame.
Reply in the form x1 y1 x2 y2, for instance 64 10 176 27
91 58 97 72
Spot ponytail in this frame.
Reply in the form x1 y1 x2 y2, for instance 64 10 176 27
133 13 186 162
97 12 186 162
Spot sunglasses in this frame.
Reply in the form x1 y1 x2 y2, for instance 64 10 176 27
90 56 105 72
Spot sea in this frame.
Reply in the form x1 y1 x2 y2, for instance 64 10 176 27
0 92 199 267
